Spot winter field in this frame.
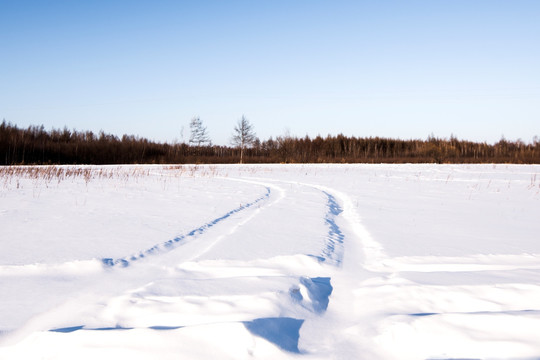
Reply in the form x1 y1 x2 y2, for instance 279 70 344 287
1 164 539 359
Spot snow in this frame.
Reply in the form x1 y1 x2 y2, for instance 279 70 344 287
1 164 539 359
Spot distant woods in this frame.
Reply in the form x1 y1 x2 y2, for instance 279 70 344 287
1 121 539 165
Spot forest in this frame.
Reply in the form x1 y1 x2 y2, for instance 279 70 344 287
1 121 539 165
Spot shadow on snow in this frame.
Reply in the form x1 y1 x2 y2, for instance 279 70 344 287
409 309 540 317
290 277 333 314
244 317 304 353
49 325 133 333
50 319 303 354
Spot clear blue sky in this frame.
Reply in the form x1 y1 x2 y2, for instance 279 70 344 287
1 0 539 145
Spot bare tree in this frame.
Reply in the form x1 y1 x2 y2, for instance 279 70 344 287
189 117 211 146
231 115 256 163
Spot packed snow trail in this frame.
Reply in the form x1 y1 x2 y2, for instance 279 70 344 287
319 191 345 266
1 174 350 358
81 180 345 355
101 186 272 267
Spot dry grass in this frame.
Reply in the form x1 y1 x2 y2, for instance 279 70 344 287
0 165 226 191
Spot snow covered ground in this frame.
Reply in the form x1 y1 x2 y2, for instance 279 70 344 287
1 164 539 359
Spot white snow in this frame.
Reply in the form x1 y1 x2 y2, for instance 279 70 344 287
1 164 539 359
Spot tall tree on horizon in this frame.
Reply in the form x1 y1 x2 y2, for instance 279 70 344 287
231 115 256 164
189 117 211 146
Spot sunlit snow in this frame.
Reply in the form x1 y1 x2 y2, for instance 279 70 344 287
1 164 539 359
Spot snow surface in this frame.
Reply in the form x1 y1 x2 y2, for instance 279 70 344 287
1 164 539 359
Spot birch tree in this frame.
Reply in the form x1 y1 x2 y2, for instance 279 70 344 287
231 115 256 164
189 117 211 146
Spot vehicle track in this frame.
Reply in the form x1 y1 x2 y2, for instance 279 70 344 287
2 176 363 356
101 177 288 268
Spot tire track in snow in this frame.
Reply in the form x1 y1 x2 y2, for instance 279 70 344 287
102 184 273 268
12 177 352 355
182 178 286 261
4 176 353 355
246 177 387 269
316 191 345 266
289 181 540 275
312 183 388 271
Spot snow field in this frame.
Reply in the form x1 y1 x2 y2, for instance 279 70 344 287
1 164 539 359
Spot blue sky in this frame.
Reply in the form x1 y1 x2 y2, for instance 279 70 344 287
1 0 539 145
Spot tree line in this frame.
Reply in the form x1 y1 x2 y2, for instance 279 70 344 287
1 120 539 165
